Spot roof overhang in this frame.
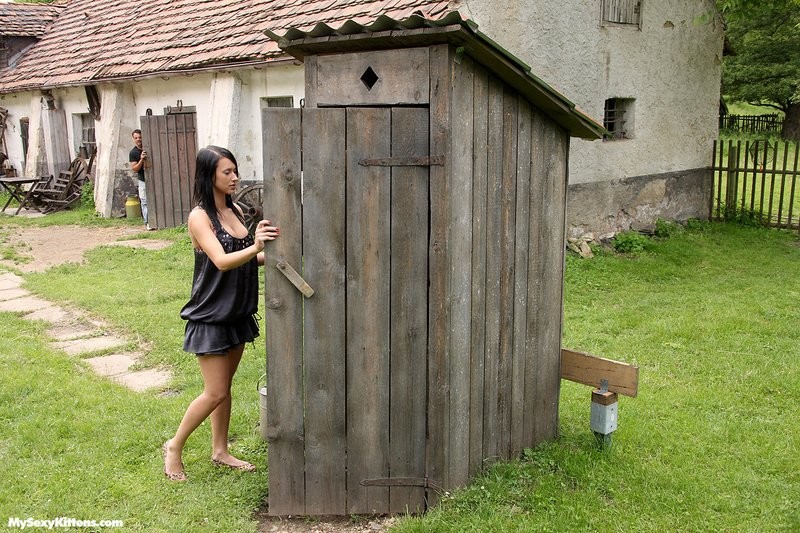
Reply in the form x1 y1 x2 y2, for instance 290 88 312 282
266 12 605 140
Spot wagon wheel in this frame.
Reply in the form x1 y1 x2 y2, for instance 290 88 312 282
234 184 263 235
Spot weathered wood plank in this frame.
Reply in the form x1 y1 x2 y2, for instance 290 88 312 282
346 107 391 514
511 98 532 456
426 43 452 502
140 116 160 228
535 123 568 443
174 114 194 224
315 48 430 106
497 87 518 459
262 108 305 516
166 114 181 227
388 106 429 514
302 108 347 514
468 63 489 479
482 72 504 463
523 110 546 447
560 348 639 397
447 54 474 489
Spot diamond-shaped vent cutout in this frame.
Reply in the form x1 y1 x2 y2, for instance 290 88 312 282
360 66 379 91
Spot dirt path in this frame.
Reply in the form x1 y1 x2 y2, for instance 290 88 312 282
0 224 170 272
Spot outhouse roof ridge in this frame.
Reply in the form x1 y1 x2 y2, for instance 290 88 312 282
266 11 605 140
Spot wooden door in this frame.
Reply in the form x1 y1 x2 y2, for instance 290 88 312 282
139 112 197 229
263 106 430 516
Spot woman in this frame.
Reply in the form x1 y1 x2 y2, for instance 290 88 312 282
163 146 279 481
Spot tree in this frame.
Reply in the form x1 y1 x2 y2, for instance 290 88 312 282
718 0 800 139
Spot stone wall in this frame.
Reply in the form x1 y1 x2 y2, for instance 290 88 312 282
566 167 712 239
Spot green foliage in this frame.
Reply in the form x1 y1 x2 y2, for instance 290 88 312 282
720 203 768 226
719 0 800 113
612 230 651 254
80 180 95 209
654 218 682 238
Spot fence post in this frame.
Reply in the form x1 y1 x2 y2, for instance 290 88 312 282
725 146 739 218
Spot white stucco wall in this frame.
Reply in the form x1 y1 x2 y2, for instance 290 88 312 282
0 61 305 216
0 93 30 174
458 0 724 184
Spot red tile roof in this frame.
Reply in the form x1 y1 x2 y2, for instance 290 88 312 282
0 2 64 38
0 0 450 93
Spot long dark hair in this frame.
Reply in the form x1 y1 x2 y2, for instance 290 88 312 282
192 145 244 223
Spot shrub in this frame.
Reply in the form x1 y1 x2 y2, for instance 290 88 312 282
80 181 95 209
613 230 650 254
654 218 681 238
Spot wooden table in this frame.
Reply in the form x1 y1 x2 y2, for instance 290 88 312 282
0 177 41 214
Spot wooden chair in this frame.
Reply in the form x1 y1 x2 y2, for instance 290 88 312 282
28 157 89 213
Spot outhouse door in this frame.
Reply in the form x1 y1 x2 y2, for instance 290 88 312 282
263 106 432 516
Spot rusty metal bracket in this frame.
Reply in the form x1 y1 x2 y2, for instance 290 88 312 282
358 155 445 167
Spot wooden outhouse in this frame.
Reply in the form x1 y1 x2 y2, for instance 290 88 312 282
261 13 603 516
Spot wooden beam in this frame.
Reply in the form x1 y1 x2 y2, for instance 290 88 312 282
560 348 639 398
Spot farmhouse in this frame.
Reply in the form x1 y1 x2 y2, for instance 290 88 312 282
0 0 723 235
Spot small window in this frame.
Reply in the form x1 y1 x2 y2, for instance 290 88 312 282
260 96 294 109
73 113 96 157
603 98 634 140
602 0 642 26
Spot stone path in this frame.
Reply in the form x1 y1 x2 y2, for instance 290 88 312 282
0 270 172 392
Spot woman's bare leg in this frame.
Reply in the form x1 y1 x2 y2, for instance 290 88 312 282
164 354 231 478
210 344 252 467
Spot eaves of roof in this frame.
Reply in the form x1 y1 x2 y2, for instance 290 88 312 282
266 12 605 140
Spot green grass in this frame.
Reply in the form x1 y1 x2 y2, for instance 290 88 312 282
723 100 784 119
395 222 800 532
1 219 799 531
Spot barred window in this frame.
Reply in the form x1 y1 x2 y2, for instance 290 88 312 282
603 98 634 140
602 0 642 26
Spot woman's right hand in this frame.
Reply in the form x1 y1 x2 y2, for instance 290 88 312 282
254 219 280 251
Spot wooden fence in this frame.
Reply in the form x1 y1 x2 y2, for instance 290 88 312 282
711 138 800 231
719 114 783 134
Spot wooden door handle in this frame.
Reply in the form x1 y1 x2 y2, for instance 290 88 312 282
276 260 314 298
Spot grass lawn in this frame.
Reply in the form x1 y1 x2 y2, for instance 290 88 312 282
1 210 798 531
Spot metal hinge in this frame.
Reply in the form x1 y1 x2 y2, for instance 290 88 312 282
358 155 445 167
360 477 444 493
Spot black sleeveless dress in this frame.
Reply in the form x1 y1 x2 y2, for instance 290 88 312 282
180 212 259 355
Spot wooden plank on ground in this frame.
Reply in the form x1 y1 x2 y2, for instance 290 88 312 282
560 348 639 397
302 108 347 515
262 108 306 516
346 107 391 514
388 106 429 514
